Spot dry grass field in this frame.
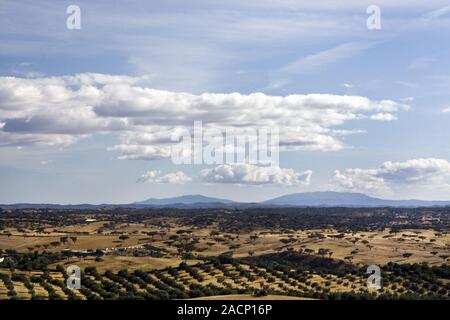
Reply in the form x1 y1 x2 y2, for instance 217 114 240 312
0 207 449 300
2 226 447 268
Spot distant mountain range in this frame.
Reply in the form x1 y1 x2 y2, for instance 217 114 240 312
1 191 450 209
262 191 450 207
133 194 234 206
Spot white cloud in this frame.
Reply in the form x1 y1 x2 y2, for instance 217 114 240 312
331 129 366 136
408 56 436 70
0 131 78 148
370 113 398 121
0 74 407 160
424 5 450 20
40 160 53 166
279 42 375 75
394 80 418 88
200 163 312 186
442 107 450 113
334 158 450 195
111 144 172 161
343 83 353 88
138 170 192 184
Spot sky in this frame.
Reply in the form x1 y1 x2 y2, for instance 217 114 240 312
1 0 450 204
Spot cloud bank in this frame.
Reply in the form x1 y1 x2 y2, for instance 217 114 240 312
138 170 192 184
334 158 450 194
0 74 407 161
200 163 312 186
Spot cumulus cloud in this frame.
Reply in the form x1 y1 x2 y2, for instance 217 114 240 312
200 163 312 186
111 144 172 161
0 131 78 147
0 74 407 160
442 107 450 113
334 158 450 194
138 170 192 184
369 113 398 121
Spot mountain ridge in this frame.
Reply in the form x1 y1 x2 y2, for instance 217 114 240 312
2 191 450 209
262 191 450 207
134 194 235 206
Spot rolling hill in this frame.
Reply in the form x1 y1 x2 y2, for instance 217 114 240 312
2 192 450 209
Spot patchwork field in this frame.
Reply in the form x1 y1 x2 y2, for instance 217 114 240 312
0 207 449 300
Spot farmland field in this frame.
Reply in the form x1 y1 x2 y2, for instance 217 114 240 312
0 207 449 300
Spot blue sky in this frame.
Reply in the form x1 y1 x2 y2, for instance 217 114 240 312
1 0 450 203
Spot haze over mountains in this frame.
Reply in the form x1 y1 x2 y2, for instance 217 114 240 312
134 195 234 206
262 192 450 207
2 192 450 209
